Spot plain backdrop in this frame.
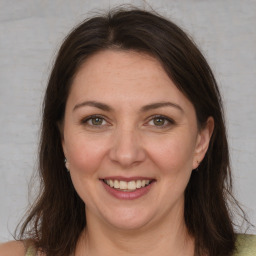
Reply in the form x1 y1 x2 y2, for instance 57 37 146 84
0 0 255 241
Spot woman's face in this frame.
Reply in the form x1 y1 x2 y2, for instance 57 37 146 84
62 50 212 230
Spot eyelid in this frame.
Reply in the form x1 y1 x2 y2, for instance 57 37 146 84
145 115 175 127
80 114 175 129
81 114 110 127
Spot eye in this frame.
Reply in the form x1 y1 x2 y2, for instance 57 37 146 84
90 117 104 125
147 115 174 128
81 115 108 127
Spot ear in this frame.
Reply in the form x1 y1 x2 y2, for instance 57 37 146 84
59 127 70 170
57 121 67 159
192 117 214 169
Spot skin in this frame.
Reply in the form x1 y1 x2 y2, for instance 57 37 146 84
0 241 44 256
0 49 213 256
62 50 214 256
0 241 25 256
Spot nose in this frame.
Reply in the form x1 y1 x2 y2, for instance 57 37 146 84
109 128 146 168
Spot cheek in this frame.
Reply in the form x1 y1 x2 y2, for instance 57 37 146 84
148 134 196 203
147 132 196 175
65 135 111 205
65 134 109 176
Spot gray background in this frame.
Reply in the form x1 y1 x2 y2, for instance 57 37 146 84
0 0 255 241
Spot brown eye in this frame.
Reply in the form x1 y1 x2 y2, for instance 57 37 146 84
147 115 174 128
153 117 166 126
82 115 108 127
91 117 104 125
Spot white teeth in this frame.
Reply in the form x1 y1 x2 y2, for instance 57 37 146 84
136 180 142 188
114 180 119 189
104 179 152 190
120 181 128 189
109 180 114 187
128 181 136 190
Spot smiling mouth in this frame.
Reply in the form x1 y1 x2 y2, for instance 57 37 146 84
102 179 154 192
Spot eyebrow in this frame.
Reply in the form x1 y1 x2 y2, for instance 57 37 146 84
73 100 183 113
73 101 113 112
140 102 184 113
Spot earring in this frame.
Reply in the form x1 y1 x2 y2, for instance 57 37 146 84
195 160 200 172
64 158 70 172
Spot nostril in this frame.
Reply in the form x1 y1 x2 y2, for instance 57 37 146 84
108 134 146 167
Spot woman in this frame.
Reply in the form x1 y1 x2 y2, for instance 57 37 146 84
0 7 255 256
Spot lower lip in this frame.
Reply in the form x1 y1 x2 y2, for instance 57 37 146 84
101 180 155 200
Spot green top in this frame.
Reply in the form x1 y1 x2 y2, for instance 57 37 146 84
25 245 36 256
25 234 256 256
233 234 256 256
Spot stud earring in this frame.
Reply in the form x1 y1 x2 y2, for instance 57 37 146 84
64 158 70 172
195 160 200 172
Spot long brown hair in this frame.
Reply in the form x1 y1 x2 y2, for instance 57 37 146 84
16 7 246 256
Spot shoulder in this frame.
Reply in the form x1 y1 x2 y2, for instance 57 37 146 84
234 234 256 256
0 241 26 256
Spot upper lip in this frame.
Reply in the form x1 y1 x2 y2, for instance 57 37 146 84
100 176 155 182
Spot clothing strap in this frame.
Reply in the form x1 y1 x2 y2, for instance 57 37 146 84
25 245 37 256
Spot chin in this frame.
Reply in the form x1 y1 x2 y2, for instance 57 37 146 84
101 207 155 231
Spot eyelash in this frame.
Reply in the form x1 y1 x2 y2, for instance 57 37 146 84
81 114 175 129
81 115 109 128
146 115 175 128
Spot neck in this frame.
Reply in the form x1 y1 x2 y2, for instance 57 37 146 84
75 205 194 256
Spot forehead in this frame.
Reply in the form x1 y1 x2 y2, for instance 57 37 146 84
74 49 168 86
68 49 193 111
